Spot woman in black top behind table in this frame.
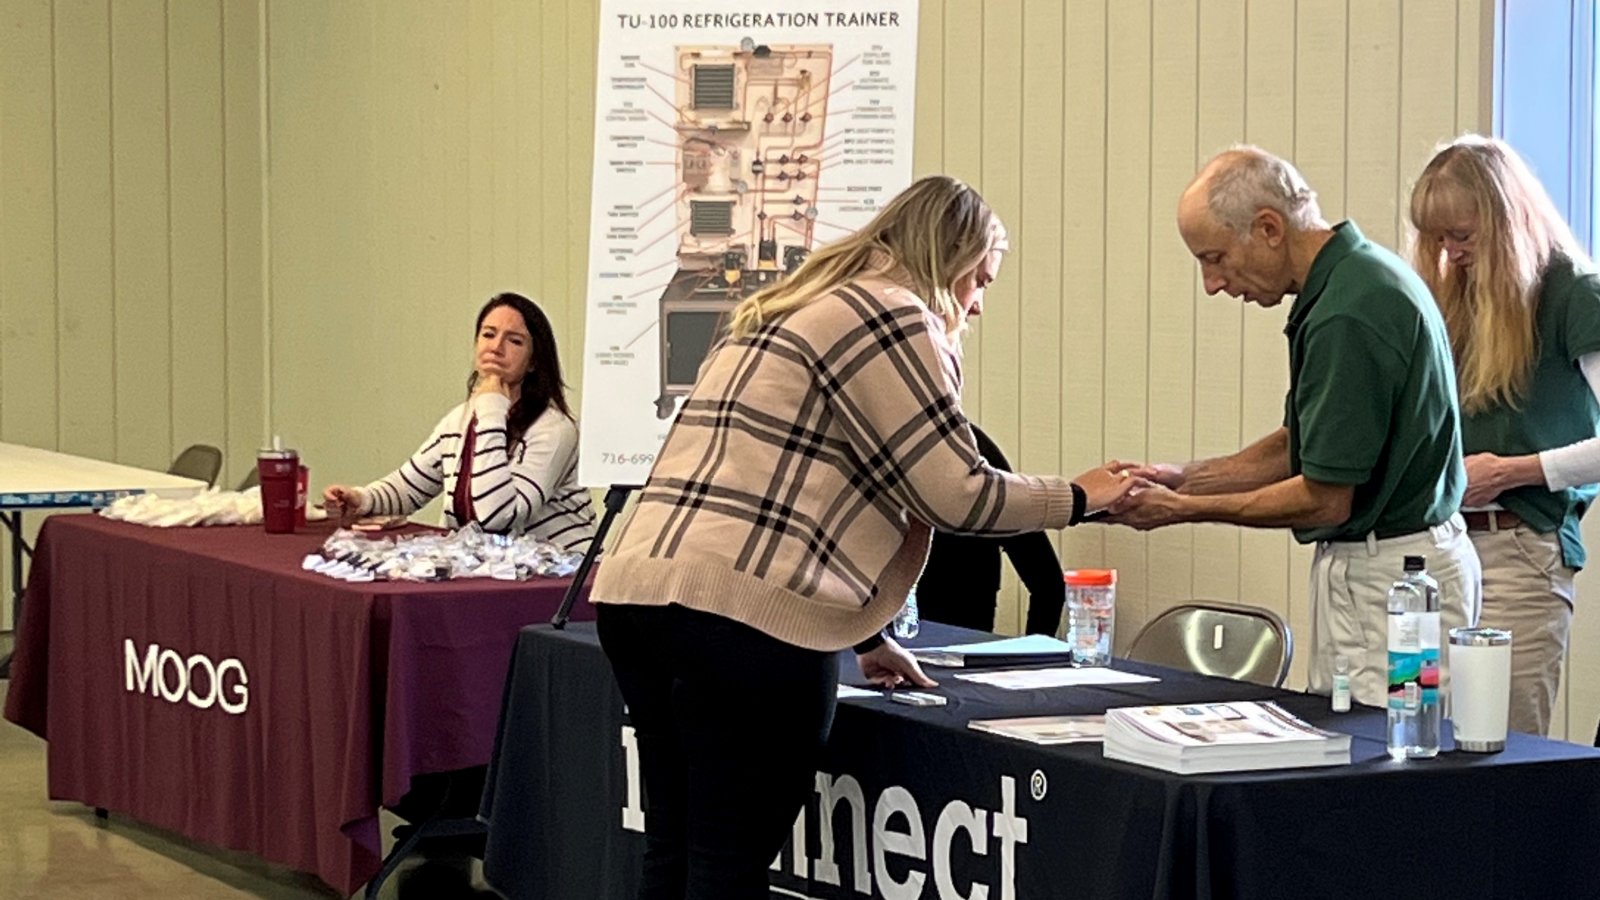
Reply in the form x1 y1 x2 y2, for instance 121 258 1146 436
916 423 1067 635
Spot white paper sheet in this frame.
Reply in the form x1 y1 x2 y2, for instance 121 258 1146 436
954 667 1159 691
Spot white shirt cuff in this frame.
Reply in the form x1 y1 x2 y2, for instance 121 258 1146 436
1536 351 1600 491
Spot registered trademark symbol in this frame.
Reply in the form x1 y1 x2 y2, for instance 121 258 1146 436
1029 770 1047 801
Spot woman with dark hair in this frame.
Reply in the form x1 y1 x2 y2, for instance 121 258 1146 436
323 292 596 550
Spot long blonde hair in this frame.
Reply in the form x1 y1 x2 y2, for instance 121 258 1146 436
1408 135 1590 413
727 175 997 339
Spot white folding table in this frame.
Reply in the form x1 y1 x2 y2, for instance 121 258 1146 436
0 442 206 674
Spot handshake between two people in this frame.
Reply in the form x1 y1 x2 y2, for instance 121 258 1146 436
1072 459 1189 530
855 458 1196 691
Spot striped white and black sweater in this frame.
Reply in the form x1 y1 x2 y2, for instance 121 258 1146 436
355 392 597 551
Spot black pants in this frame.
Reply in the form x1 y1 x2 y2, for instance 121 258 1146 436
597 603 837 900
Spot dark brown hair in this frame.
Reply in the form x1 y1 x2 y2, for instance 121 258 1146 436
466 293 573 444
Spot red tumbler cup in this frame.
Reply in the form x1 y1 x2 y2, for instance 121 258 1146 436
258 447 300 533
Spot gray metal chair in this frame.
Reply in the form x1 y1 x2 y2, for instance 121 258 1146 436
236 467 259 491
167 444 223 488
1125 601 1293 687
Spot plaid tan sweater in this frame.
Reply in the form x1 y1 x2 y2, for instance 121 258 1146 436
591 277 1077 651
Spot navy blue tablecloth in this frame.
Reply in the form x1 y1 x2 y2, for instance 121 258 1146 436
481 621 1600 900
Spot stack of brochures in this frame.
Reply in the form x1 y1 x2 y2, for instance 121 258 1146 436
1103 701 1351 774
968 715 1106 745
911 634 1077 668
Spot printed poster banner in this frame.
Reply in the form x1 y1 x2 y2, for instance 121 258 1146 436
578 0 920 486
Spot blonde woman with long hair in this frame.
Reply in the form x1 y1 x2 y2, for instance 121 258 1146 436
1410 135 1600 737
591 175 1131 898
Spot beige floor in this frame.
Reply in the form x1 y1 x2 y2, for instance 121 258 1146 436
0 640 500 899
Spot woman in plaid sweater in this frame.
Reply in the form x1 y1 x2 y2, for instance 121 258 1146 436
592 176 1132 898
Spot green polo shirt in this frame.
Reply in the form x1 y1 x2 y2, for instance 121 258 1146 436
1462 253 1600 569
1284 221 1465 543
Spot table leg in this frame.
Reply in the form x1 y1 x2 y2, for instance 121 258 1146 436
551 485 633 628
7 511 23 619
0 511 25 678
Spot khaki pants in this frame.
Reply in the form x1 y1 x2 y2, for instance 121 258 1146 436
1308 515 1483 708
1470 526 1575 737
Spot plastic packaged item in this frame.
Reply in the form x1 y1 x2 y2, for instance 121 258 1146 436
1331 654 1352 713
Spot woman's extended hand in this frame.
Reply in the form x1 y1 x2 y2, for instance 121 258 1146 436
1071 462 1147 511
857 637 938 689
322 485 365 525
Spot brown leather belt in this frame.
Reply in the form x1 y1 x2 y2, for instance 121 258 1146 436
1462 509 1524 532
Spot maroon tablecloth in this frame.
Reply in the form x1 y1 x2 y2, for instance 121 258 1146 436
2 514 594 895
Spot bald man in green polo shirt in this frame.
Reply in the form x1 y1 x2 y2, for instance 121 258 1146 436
1111 146 1483 707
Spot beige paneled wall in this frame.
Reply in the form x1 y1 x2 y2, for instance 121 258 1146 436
262 0 1495 698
263 0 600 527
16 0 1600 746
0 0 264 626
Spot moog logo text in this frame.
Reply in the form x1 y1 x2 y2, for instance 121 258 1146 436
123 639 249 715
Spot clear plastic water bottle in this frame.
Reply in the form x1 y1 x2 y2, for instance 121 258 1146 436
1387 555 1441 759
1064 569 1116 667
891 585 920 640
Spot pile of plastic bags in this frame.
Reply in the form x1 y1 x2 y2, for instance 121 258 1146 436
303 522 584 583
100 487 330 528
